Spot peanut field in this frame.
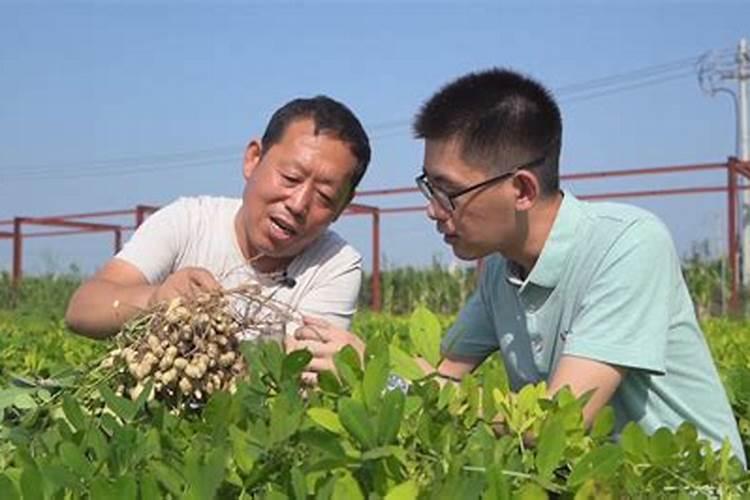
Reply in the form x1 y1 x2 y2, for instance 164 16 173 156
1 272 749 498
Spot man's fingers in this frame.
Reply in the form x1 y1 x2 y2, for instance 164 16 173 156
302 315 330 328
301 372 319 386
294 324 329 342
306 357 336 373
189 269 221 291
286 338 336 358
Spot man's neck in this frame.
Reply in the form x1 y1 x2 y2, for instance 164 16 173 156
508 191 564 274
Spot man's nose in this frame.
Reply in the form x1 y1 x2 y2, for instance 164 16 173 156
286 183 313 218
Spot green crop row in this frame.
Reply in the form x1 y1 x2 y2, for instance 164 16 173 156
0 306 749 498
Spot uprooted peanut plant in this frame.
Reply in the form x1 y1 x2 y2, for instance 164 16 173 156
103 284 296 409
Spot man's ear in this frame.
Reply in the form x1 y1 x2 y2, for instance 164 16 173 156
243 139 263 180
513 170 539 212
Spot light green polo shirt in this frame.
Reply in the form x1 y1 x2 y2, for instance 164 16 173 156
442 191 746 466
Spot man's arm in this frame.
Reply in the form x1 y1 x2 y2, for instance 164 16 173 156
65 258 219 339
548 355 625 428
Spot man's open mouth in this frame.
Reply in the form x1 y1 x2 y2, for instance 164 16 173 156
270 216 298 237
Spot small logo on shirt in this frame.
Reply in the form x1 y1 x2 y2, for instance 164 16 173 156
559 330 569 342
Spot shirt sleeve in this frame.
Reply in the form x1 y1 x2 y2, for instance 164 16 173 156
296 244 362 330
440 257 501 360
563 217 677 375
115 198 189 284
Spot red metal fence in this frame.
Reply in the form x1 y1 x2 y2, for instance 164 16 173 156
3 158 750 311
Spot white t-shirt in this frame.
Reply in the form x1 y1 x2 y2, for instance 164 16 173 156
116 196 362 332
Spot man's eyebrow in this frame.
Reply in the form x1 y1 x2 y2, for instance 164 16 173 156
281 159 339 188
423 168 461 191
278 159 304 172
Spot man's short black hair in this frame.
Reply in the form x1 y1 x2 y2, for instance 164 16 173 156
262 95 371 192
413 68 562 196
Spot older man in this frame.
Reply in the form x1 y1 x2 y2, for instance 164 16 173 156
66 95 370 339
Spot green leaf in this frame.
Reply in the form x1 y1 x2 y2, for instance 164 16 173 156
290 467 307 500
647 428 678 463
152 461 185 497
0 388 37 410
269 392 303 444
84 424 109 462
185 446 227 500
91 477 115 499
112 476 138 500
62 394 87 432
59 441 94 479
0 474 20 500
20 462 44 500
0 388 20 410
38 464 83 494
308 408 345 434
98 383 138 422
318 370 342 394
484 464 511 500
388 345 425 381
331 472 364 500
376 389 405 445
338 398 376 449
516 482 548 500
334 346 363 389
361 445 407 464
408 306 442 367
535 416 566 479
567 444 623 487
385 479 418 500
229 426 260 474
362 353 390 411
203 391 232 429
619 422 648 459
139 472 161 500
589 406 615 440
298 429 347 460
282 349 313 381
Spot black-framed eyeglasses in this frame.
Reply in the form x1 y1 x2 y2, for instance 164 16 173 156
415 154 547 212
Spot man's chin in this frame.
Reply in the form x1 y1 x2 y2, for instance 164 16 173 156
450 242 492 261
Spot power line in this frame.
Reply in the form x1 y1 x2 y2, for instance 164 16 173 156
561 70 696 104
1 49 725 182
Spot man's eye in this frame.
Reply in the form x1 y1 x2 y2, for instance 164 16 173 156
317 191 335 206
281 174 299 183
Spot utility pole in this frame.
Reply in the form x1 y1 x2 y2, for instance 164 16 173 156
699 38 750 287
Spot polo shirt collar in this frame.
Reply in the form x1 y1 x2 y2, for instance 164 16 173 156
505 190 584 289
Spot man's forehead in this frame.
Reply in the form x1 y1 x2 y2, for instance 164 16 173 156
422 140 487 187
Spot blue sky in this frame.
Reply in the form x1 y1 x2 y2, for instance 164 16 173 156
1 0 748 275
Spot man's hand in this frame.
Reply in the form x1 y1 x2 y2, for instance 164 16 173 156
284 316 365 382
66 261 223 339
148 267 221 307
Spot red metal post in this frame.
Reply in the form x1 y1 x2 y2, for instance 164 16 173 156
728 159 740 313
371 209 381 312
114 228 123 254
12 218 23 286
135 206 146 227
134 205 159 227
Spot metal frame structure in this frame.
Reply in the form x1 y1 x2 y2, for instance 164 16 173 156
3 159 749 311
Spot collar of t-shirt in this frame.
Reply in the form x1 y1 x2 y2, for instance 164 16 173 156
504 190 584 291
